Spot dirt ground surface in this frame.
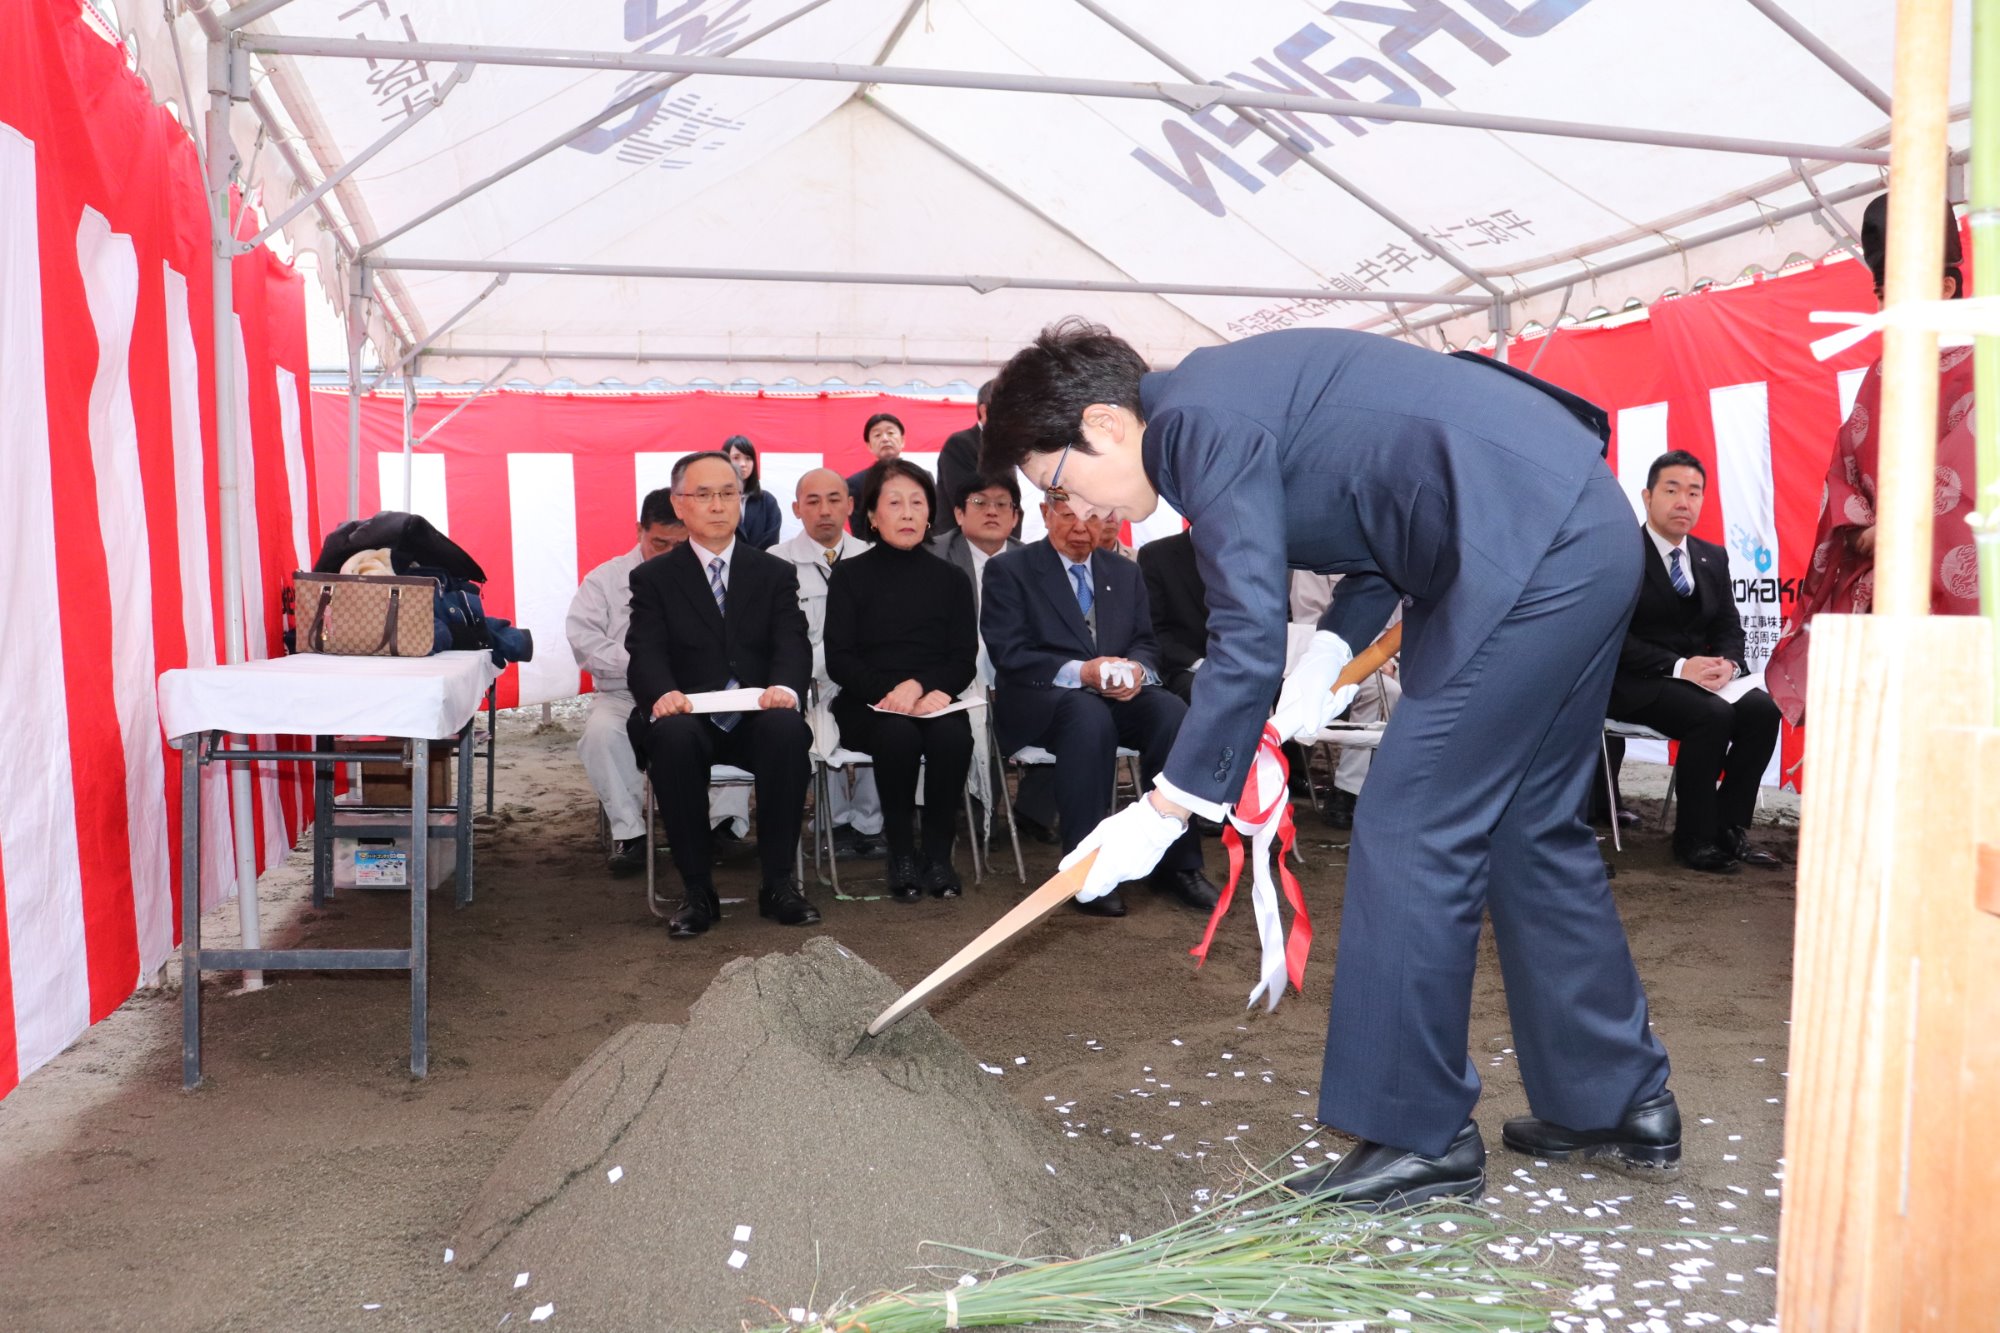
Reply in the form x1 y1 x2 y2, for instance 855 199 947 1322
0 707 1794 1332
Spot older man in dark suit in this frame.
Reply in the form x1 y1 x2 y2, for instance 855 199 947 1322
1609 451 1781 874
984 320 1677 1209
626 451 818 939
982 497 1217 918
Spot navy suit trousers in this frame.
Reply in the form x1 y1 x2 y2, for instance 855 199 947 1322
1319 472 1671 1156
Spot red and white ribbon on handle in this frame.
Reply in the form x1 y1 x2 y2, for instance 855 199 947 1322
1187 723 1312 1010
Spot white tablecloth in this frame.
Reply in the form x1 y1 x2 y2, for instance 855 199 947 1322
158 651 501 740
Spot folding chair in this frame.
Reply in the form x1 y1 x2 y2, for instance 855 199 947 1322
1283 621 1399 816
642 765 804 918
1601 720 1679 853
987 696 1144 886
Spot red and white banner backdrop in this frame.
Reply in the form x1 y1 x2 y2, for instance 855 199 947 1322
0 0 321 1099
316 255 1882 795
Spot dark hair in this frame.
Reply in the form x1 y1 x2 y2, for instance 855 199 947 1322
723 434 762 494
1860 193 1963 297
670 450 737 491
952 469 1020 514
982 318 1149 475
861 458 937 531
1646 450 1707 490
975 378 995 408
639 486 680 528
861 412 905 443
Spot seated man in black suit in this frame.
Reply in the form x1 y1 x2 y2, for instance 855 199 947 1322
1609 450 1782 874
983 498 1219 917
625 451 820 937
1137 529 1206 703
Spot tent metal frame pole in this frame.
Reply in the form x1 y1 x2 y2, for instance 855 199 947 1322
346 261 367 521
413 361 519 447
242 34 1893 166
384 273 510 377
369 256 1492 308
1376 176 1887 338
218 0 303 32
1741 0 1895 113
1064 0 1502 301
402 370 418 512
410 346 1016 369
364 0 847 256
204 36 265 989
238 61 472 252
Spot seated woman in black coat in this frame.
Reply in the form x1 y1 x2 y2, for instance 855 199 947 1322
824 460 978 900
725 435 782 549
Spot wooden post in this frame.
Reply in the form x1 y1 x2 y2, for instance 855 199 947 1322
1778 615 1995 1329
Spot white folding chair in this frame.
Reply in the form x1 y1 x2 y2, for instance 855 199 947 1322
1601 720 1679 853
642 765 802 918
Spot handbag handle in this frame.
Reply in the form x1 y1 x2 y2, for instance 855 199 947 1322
374 586 403 656
306 584 334 654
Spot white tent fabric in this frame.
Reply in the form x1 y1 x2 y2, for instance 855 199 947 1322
122 0 1969 383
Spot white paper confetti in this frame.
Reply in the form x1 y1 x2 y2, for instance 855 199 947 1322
607 1166 624 1184
728 1250 748 1269
530 1303 554 1322
362 1304 381 1311
443 1248 454 1264
733 1225 753 1242
514 1273 530 1290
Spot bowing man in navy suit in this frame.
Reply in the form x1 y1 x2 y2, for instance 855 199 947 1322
983 321 1678 1210
626 452 819 940
981 497 1220 918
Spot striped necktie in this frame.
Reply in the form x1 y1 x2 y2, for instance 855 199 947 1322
708 556 739 730
1668 548 1693 598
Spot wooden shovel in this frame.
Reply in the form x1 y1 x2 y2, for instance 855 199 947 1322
862 623 1405 1038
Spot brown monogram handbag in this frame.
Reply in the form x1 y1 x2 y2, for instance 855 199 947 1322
294 572 438 657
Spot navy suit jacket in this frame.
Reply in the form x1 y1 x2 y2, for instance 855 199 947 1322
1140 328 1614 806
981 539 1164 755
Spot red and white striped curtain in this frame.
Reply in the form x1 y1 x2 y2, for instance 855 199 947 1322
0 0 320 1099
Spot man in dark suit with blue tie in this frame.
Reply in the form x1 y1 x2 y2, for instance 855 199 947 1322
982 497 1219 918
984 320 1678 1209
626 452 819 939
1608 451 1782 874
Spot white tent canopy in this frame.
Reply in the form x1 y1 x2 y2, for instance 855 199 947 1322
125 0 1968 387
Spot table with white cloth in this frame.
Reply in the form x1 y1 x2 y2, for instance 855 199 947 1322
157 650 500 1087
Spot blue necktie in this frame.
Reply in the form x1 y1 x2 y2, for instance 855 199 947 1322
709 556 739 731
1668 548 1693 598
1070 562 1093 617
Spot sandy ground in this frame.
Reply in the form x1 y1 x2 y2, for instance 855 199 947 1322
0 707 1795 1332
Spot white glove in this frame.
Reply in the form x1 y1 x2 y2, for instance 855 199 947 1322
1098 660 1138 691
1060 795 1187 902
1268 630 1357 743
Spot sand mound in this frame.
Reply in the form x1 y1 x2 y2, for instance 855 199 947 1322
451 937 1184 1331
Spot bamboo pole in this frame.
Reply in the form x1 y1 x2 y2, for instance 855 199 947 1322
1872 0 1955 619
1975 0 2000 721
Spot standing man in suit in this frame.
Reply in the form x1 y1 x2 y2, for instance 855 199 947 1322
929 471 1025 682
984 320 1676 1209
1138 530 1207 703
982 497 1219 918
933 380 994 539
625 452 819 938
772 467 883 857
1609 451 1782 874
848 414 931 544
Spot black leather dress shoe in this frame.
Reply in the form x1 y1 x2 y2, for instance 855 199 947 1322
1072 888 1127 918
1287 1121 1485 1211
1722 827 1782 868
1502 1089 1681 1175
667 883 720 939
759 878 821 926
921 858 963 899
1616 808 1642 829
1013 806 1059 845
886 853 923 903
1322 788 1356 830
1674 841 1741 874
1151 867 1221 912
607 836 645 877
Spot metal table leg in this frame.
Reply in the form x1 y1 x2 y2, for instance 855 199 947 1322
180 735 203 1091
410 737 429 1078
484 685 497 816
454 719 474 907
312 734 334 907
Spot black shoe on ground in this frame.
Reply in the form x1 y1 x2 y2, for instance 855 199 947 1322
1615 808 1642 829
1322 788 1356 831
607 836 645 877
1674 841 1740 874
886 852 923 902
1150 867 1221 911
921 857 963 899
1072 888 1127 918
759 878 821 926
1287 1121 1486 1211
1013 806 1059 845
1722 826 1782 868
1502 1089 1682 1176
711 819 742 843
667 882 720 939
831 824 884 859
1604 859 1618 881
